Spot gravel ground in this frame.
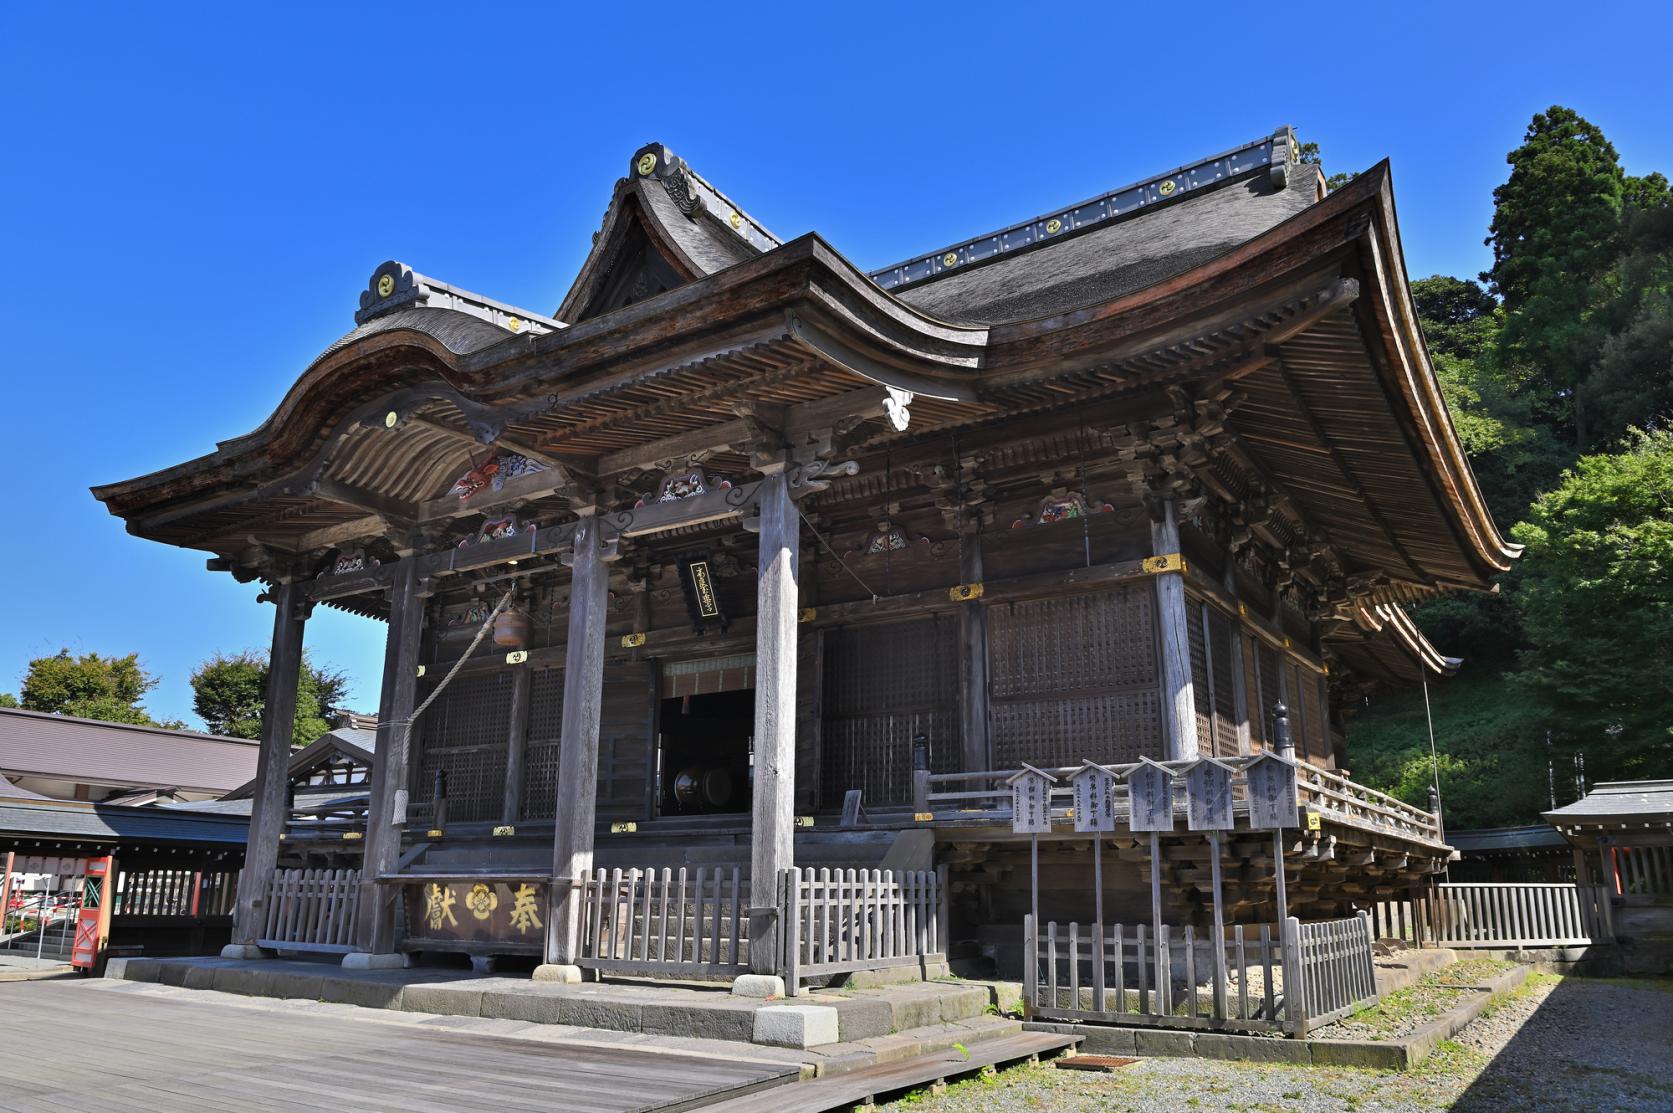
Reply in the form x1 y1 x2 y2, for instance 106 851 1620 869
904 975 1673 1113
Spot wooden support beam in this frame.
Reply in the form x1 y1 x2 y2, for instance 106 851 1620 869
957 534 990 774
502 664 532 825
232 579 307 945
1152 501 1200 761
546 515 615 966
361 559 425 953
313 479 420 525
409 415 565 468
749 467 799 976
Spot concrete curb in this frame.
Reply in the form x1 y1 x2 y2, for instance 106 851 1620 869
1027 964 1532 1071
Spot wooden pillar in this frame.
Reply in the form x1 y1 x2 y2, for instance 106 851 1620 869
502 665 532 825
231 578 307 946
957 532 990 774
749 467 799 975
1151 501 1200 761
546 514 613 967
359 559 425 954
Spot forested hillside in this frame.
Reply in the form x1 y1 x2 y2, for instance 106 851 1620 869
1344 107 1673 827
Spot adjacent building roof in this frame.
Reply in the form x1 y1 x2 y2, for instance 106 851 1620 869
0 797 248 848
0 708 260 796
1543 780 1673 830
1448 825 1570 855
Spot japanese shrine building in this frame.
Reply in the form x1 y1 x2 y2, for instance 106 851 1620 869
93 127 1516 980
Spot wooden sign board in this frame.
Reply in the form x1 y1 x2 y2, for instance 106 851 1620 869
1184 759 1235 831
402 879 547 953
1125 761 1175 832
1007 765 1056 834
1244 753 1299 829
1071 762 1117 833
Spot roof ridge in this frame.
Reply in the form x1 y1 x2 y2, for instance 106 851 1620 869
0 705 258 745
870 126 1298 293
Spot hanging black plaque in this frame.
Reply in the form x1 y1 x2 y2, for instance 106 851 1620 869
676 554 729 634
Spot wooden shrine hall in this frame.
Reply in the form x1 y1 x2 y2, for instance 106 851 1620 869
94 127 1518 1004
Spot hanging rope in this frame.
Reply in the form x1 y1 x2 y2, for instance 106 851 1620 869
796 504 881 603
384 587 516 757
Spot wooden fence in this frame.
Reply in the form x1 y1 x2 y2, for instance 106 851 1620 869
1294 913 1379 1028
115 868 237 919
1614 844 1672 897
578 867 749 978
1025 913 1377 1036
780 867 946 988
257 868 362 953
1371 882 1609 949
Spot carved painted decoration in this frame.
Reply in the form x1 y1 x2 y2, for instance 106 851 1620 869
884 386 914 432
322 548 379 578
845 518 939 561
1012 489 1114 529
447 452 548 501
457 514 537 548
635 465 731 509
447 599 492 630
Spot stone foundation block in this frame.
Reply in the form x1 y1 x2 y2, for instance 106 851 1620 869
532 963 583 984
341 952 410 971
754 1004 840 1049
731 974 785 998
1134 1028 1197 1057
220 944 265 960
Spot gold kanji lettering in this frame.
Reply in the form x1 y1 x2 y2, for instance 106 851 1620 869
425 883 457 930
509 884 543 935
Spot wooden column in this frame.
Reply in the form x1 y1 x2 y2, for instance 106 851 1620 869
231 578 307 946
361 559 425 954
1151 501 1200 761
957 532 990 774
546 514 612 966
750 467 799 975
502 665 532 825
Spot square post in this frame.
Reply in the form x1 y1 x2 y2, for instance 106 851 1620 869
749 467 799 978
957 531 990 774
540 513 614 978
227 578 307 952
353 558 426 961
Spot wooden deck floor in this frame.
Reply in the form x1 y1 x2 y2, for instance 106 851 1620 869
0 980 798 1112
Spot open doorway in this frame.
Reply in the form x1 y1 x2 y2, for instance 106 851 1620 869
658 689 754 816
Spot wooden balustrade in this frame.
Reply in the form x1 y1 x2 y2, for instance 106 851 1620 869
257 868 361 953
923 758 1443 846
578 867 749 978
115 868 237 919
781 867 946 988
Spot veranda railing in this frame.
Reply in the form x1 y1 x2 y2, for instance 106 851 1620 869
258 868 361 953
578 867 749 978
780 866 947 989
919 759 1443 847
1024 912 1377 1036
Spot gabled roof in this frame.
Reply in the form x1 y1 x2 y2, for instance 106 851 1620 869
0 797 248 847
219 727 374 802
1543 780 1673 828
555 143 781 324
0 708 258 796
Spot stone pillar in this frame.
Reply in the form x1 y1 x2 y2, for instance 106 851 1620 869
345 559 426 965
540 514 612 978
749 467 799 978
1151 500 1200 761
227 578 307 953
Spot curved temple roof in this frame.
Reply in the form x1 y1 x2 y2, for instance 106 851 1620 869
93 128 1519 679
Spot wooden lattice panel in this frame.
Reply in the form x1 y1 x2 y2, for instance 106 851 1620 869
520 667 564 821
820 617 958 808
1207 607 1242 758
411 671 514 824
987 585 1164 769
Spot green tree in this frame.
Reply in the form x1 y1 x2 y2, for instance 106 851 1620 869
0 693 18 708
16 650 184 728
1510 429 1673 782
1485 106 1626 443
190 651 350 748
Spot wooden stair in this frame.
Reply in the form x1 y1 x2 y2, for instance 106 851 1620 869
695 1031 1080 1111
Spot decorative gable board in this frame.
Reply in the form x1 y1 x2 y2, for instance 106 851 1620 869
1183 757 1236 831
1070 760 1117 833
1244 752 1299 829
1125 758 1175 832
1006 763 1057 834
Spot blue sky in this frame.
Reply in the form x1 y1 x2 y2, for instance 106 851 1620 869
2 3 1670 729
